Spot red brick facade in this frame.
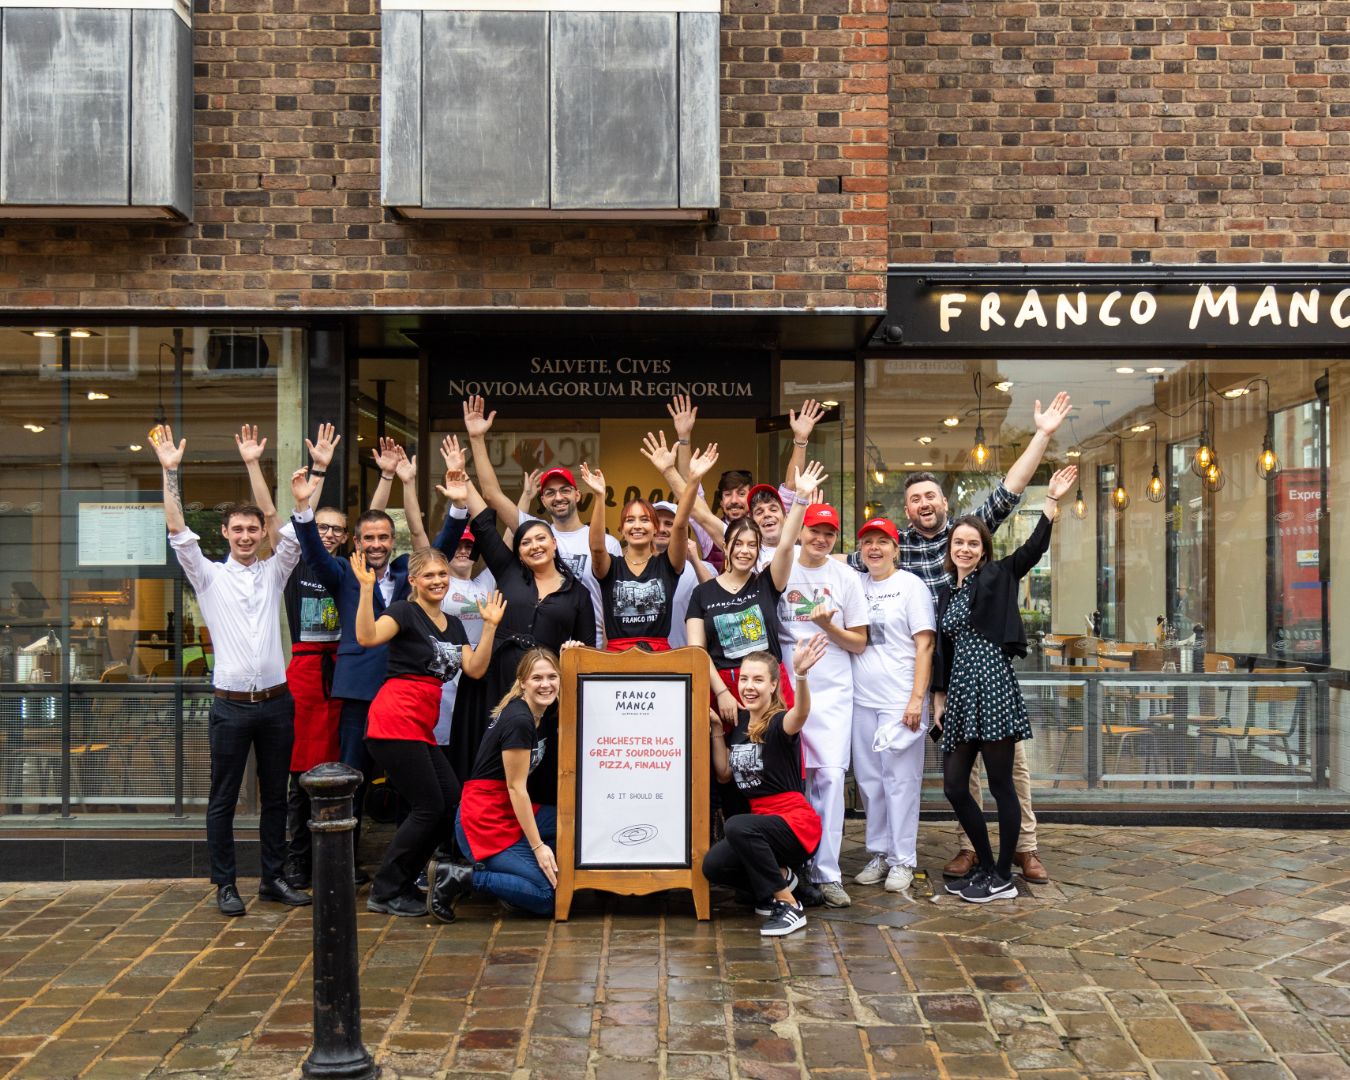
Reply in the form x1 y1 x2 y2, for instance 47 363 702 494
0 0 887 312
890 1 1350 264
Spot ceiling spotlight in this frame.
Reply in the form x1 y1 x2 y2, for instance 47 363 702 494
921 461 933 467
943 417 960 427
1145 366 1166 374
821 399 839 408
129 443 143 452
1223 387 1251 399
916 435 934 445
31 329 56 338
993 380 1013 392
86 391 110 401
1131 423 1151 433
70 328 93 339
23 424 45 433
1115 366 1135 374
1066 449 1082 458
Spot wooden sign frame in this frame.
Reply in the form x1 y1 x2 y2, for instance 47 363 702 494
555 646 710 921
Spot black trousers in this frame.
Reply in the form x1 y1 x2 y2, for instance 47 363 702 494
338 697 374 862
365 737 461 903
206 693 293 886
702 812 808 906
286 773 312 876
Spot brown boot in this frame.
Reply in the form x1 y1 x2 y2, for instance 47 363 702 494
1013 850 1049 884
942 849 977 879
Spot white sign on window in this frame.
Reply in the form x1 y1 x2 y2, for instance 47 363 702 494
576 675 689 867
77 502 165 566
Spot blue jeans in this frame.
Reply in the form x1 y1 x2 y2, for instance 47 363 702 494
455 805 557 916
207 693 294 886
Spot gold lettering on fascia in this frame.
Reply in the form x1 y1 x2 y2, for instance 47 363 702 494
936 286 1350 333
446 377 756 399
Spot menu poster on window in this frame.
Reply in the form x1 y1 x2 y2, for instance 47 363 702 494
77 502 166 567
576 675 690 868
1273 468 1323 655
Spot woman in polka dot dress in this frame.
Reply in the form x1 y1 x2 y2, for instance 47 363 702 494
932 466 1077 905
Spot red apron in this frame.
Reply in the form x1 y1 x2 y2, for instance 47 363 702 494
286 643 341 772
366 675 441 744
750 791 821 856
460 779 542 861
606 637 671 653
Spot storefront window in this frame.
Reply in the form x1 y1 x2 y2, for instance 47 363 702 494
1 326 307 821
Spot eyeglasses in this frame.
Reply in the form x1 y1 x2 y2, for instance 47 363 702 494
316 524 347 535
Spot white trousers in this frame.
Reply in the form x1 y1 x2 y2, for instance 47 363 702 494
851 705 925 868
805 766 846 884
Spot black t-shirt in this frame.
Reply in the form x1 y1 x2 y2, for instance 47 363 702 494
285 560 341 643
725 710 802 798
599 550 682 641
470 698 550 783
382 600 469 682
685 573 785 668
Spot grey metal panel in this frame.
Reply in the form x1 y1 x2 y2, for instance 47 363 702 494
422 11 547 210
131 10 192 217
1 9 131 206
678 12 719 209
551 12 678 210
380 9 422 208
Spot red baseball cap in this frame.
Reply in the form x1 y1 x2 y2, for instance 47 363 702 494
459 527 475 543
857 517 900 544
747 483 784 511
802 503 840 531
538 467 576 490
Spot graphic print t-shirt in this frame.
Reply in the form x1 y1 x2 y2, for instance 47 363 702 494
686 574 785 668
440 568 496 647
852 569 936 709
778 557 869 710
522 514 618 646
725 710 802 798
382 601 469 683
469 699 549 783
599 551 682 641
286 561 341 643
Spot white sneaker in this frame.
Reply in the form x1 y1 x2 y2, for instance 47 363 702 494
853 855 888 886
820 881 852 908
884 865 914 893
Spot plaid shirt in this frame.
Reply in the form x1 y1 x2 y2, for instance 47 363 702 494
848 482 1023 599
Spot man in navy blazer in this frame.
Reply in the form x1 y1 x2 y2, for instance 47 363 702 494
290 456 467 873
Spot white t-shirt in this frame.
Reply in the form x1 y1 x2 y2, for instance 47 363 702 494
522 514 619 647
778 557 869 769
436 568 497 745
852 569 935 710
667 561 702 648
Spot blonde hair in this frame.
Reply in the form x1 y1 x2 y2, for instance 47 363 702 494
491 648 561 719
406 548 450 603
739 651 786 743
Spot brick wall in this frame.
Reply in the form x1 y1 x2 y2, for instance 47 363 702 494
0 0 887 312
891 1 1350 264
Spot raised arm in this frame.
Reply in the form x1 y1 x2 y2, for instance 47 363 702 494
667 393 697 478
351 551 402 647
667 442 719 576
290 467 346 593
235 424 281 549
151 424 188 534
784 399 825 491
304 422 341 511
782 633 827 734
394 447 431 553
463 395 520 528
461 591 505 679
1002 391 1072 495
368 437 399 512
578 462 612 579
1001 465 1075 580
642 430 725 550
770 461 827 592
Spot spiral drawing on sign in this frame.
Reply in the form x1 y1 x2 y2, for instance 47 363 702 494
613 824 658 846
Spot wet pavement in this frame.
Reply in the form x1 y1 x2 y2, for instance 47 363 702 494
2 821 1349 1078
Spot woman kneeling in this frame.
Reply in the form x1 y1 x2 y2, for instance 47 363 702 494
455 649 562 916
705 637 828 937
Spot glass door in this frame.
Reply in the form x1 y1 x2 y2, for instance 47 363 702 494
755 405 844 515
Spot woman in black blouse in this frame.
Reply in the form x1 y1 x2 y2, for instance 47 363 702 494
437 451 594 804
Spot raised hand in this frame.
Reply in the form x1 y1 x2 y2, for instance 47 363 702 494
1047 465 1078 501
436 469 469 504
476 590 507 627
393 446 417 484
666 393 697 442
807 602 837 631
306 422 341 470
792 460 829 500
372 437 400 476
291 466 320 507
439 434 466 474
640 430 677 474
793 632 829 677
520 468 542 503
1034 391 1073 437
687 442 720 481
349 550 376 587
463 394 495 440
234 424 267 464
149 424 185 470
578 462 606 497
789 399 826 443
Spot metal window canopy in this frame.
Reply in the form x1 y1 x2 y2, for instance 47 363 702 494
382 0 720 219
0 0 192 219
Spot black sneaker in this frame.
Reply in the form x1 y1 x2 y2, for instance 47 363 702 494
755 872 798 916
959 870 1017 904
367 892 428 917
760 900 807 937
944 870 979 895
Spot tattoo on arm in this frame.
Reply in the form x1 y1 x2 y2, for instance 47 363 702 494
167 469 182 509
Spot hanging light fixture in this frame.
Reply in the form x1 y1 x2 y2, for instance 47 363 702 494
1258 427 1279 479
1072 486 1088 519
1146 427 1165 503
970 372 990 469
1110 440 1130 512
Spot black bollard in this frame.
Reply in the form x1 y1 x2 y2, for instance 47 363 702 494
299 763 377 1080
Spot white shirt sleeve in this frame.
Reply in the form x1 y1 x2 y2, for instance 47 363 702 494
604 533 623 556
271 520 303 582
839 566 870 628
908 575 937 635
167 528 217 596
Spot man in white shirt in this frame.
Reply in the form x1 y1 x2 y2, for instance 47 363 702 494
778 503 869 908
151 423 312 918
461 396 617 645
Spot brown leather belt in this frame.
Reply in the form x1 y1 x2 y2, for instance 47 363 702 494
214 683 289 704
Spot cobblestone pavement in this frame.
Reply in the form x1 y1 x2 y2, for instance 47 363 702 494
2 823 1350 1079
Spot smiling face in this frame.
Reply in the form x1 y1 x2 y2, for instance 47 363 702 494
517 522 559 574
859 530 899 577
949 523 989 575
720 484 750 521
450 539 475 578
750 496 784 545
652 509 675 553
523 658 561 712
355 516 395 571
725 523 762 575
737 656 779 714
315 508 348 556
411 560 450 605
541 480 580 525
620 501 655 548
904 480 949 537
221 511 265 564
798 522 838 563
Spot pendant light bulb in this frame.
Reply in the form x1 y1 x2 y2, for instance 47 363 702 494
1146 462 1165 503
1193 429 1214 476
1072 487 1088 519
1203 461 1226 493
1112 482 1131 512
872 467 886 485
1258 432 1280 479
970 425 989 469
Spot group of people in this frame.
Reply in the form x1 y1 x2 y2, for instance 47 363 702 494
149 386 1076 937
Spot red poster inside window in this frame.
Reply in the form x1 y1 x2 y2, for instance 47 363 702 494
1273 468 1323 655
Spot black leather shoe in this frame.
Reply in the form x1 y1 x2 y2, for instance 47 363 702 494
258 878 313 907
284 859 311 890
217 884 246 917
428 859 474 924
367 892 427 917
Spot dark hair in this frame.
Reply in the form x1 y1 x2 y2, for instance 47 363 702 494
943 514 994 577
355 509 395 536
749 487 783 511
903 471 943 493
221 502 265 528
718 469 753 494
512 518 572 582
